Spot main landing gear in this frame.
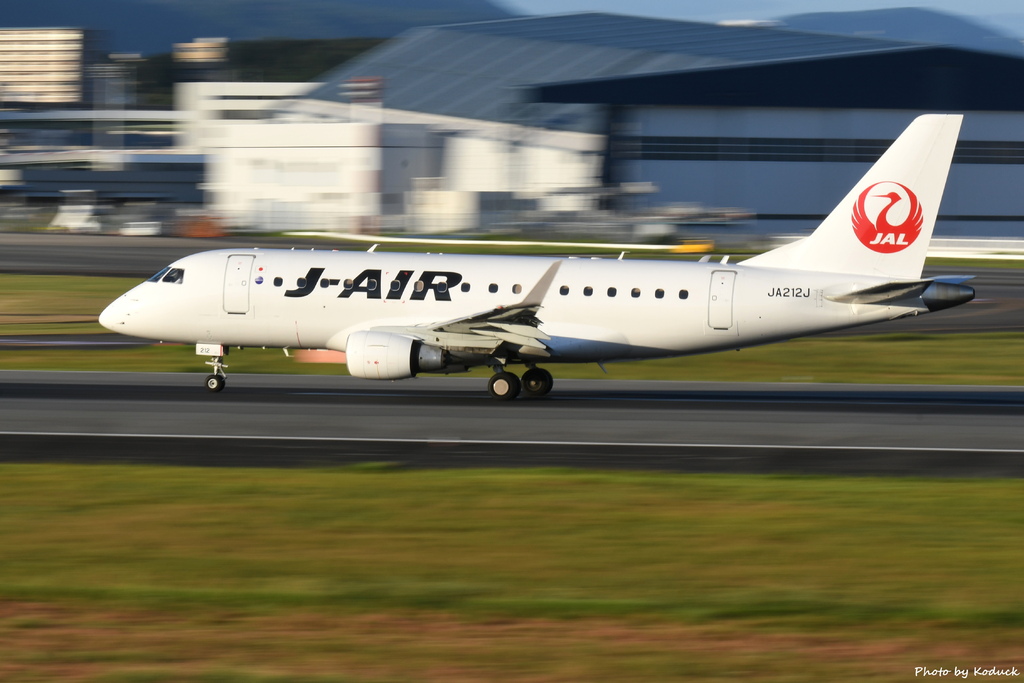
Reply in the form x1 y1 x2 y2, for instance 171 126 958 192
487 367 554 401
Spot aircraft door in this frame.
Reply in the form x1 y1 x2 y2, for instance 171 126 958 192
223 254 255 314
708 270 737 331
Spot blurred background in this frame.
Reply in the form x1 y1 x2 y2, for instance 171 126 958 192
1 0 1024 254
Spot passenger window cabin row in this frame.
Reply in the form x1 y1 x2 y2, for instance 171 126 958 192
560 285 689 300
271 276 689 300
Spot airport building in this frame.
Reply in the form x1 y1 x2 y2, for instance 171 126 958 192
0 28 104 106
209 12 1024 237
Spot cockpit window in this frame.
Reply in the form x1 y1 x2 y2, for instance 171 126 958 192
147 267 171 283
162 268 184 284
147 266 184 284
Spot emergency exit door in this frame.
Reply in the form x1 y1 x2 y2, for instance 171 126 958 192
223 254 255 314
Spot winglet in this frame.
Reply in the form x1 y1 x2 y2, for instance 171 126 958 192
519 260 562 309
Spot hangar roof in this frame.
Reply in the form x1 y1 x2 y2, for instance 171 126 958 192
533 46 1024 112
301 12 1014 130
420 12 910 62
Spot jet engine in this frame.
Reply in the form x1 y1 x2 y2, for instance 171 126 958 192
346 330 447 380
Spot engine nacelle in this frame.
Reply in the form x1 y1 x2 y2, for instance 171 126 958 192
346 330 447 380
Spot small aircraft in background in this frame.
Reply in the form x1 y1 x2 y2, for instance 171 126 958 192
100 114 973 400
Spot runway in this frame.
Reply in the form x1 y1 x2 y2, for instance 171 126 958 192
3 371 1023 477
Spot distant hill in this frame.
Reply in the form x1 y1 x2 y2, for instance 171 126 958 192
2 0 516 55
781 8 1024 57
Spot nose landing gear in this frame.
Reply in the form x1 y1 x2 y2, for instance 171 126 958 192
204 355 228 392
205 372 226 392
199 344 229 393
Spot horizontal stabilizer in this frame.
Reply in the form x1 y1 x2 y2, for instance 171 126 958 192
826 280 932 304
826 277 975 310
932 275 975 285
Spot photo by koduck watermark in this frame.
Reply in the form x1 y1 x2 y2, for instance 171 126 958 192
915 667 1020 678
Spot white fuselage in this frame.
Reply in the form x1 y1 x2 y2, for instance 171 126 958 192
100 248 926 363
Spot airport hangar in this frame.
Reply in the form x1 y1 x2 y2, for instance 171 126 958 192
202 12 1024 238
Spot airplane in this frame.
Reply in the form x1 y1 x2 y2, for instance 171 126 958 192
99 114 974 400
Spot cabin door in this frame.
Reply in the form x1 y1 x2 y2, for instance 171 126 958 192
707 270 736 331
223 254 255 314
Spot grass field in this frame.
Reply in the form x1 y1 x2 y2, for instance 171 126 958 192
0 465 1022 682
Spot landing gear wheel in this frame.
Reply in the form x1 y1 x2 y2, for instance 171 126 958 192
488 371 521 401
522 367 554 398
204 353 229 393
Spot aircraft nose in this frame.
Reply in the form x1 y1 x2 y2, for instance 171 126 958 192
99 296 137 332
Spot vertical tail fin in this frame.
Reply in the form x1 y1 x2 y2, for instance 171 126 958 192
743 114 962 279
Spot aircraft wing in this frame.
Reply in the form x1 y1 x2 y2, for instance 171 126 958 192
386 260 561 358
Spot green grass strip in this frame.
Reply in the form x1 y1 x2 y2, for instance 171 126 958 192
0 465 1021 627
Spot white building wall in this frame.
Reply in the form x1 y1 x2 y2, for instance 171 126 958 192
443 132 601 197
207 122 383 231
206 120 452 232
201 96 603 232
177 81 316 152
443 136 508 192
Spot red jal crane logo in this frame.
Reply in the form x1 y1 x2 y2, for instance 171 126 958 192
851 181 923 253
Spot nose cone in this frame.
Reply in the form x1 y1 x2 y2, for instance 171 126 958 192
99 296 134 333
